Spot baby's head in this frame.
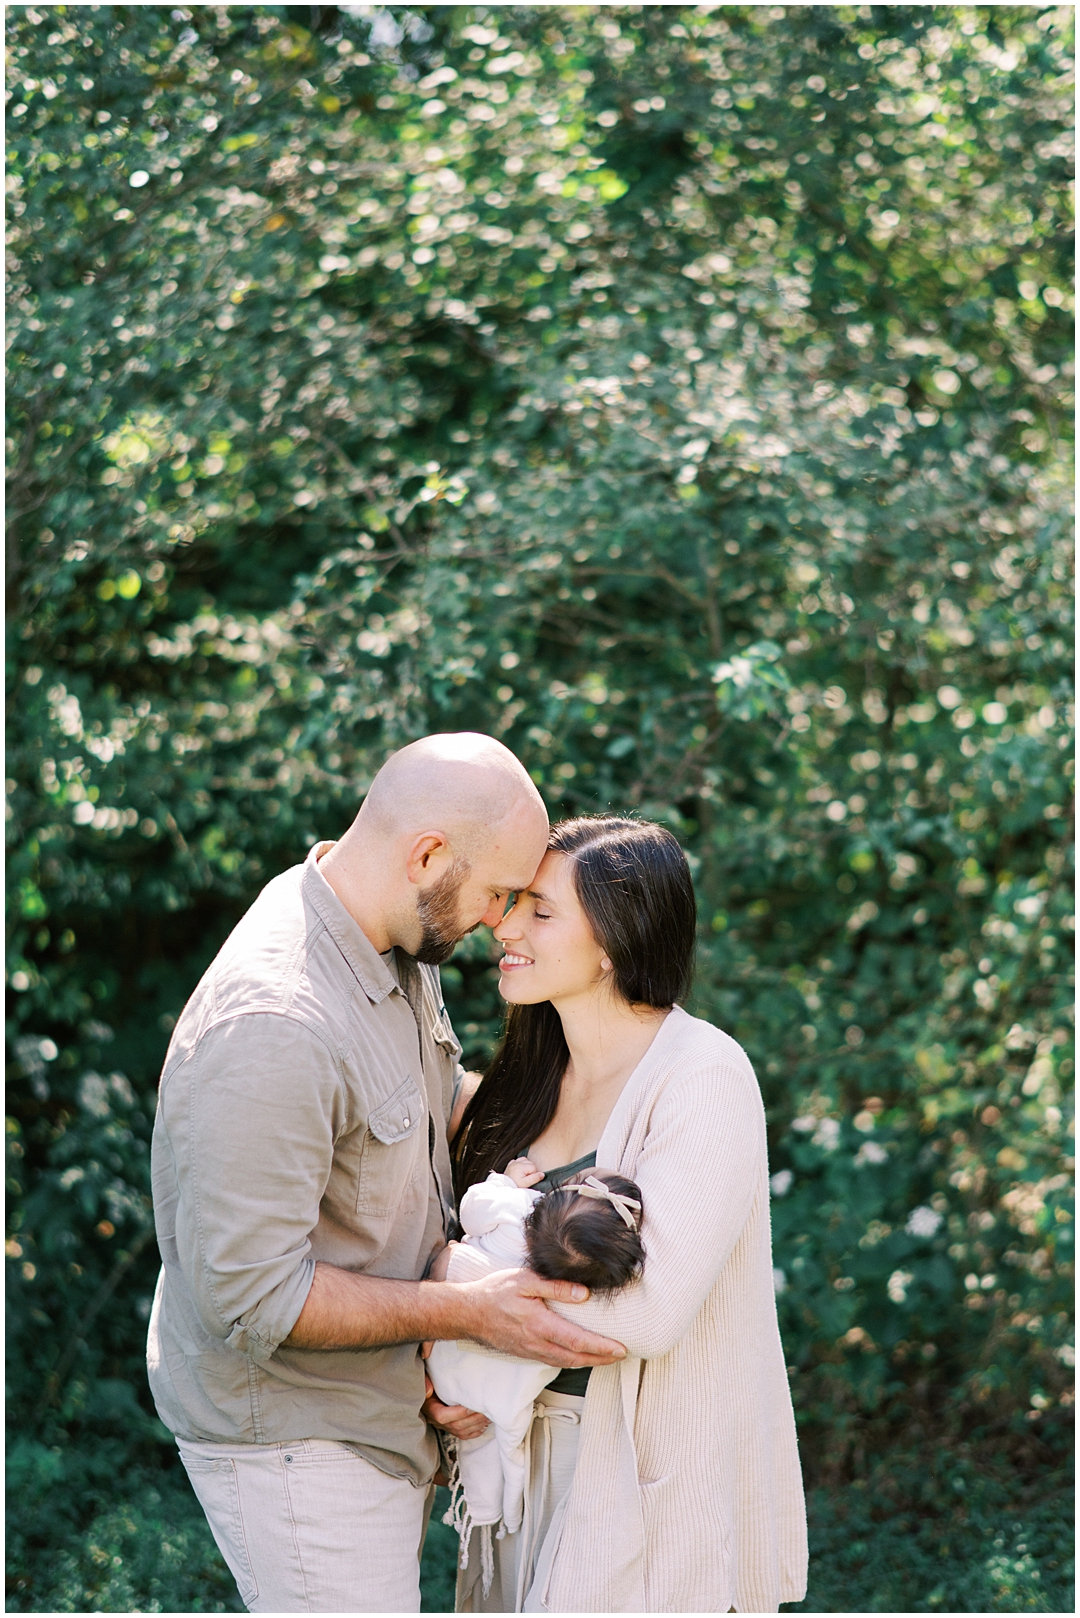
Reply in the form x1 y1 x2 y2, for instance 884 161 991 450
524 1171 644 1293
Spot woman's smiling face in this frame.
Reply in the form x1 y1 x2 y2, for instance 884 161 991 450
493 850 611 1007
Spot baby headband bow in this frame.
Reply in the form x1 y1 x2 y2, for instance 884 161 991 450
563 1175 642 1230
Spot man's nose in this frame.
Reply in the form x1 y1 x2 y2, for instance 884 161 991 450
492 904 518 940
481 895 509 930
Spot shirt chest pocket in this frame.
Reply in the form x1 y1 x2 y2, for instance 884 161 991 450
356 1076 425 1217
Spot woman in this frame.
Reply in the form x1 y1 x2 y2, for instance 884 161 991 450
446 816 807 1614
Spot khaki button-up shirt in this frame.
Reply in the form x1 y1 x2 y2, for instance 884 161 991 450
147 842 461 1483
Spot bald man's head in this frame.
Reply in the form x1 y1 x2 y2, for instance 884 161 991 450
324 733 549 960
360 732 545 857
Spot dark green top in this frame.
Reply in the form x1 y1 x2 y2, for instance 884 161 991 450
536 1151 597 1398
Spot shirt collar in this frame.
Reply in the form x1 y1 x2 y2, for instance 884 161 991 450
302 841 401 1005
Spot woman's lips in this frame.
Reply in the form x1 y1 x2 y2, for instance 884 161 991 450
498 952 533 971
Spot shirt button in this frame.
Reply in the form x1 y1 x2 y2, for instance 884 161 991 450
403 1116 410 1128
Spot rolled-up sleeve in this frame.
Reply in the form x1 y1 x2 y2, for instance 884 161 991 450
175 1013 345 1362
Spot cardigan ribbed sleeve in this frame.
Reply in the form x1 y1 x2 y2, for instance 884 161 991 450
548 1053 763 1359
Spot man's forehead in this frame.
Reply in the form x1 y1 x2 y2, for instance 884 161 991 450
470 816 536 851
480 843 545 888
491 862 544 893
481 809 548 877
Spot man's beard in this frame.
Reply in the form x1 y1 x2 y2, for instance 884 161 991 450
413 857 471 965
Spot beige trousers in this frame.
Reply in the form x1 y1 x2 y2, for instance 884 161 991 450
458 1388 584 1614
177 1435 430 1613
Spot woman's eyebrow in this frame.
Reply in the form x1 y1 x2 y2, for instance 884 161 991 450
527 888 551 904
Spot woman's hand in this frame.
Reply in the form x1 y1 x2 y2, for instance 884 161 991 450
421 1369 490 1441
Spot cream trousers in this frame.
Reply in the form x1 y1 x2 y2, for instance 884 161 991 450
177 1435 430 1613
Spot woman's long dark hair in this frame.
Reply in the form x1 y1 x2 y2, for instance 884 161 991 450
452 816 696 1200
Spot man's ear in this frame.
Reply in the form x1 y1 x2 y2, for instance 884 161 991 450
405 831 450 885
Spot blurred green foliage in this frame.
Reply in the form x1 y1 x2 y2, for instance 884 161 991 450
792 1449 1074 1613
7 1439 243 1613
7 1462 1073 1614
6 2 1073 1610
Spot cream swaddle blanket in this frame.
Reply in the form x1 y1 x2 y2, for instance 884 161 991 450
427 1172 561 1574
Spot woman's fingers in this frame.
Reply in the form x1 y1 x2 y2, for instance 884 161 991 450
449 1415 490 1440
422 1389 491 1440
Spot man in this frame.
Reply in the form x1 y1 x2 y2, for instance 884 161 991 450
146 733 624 1613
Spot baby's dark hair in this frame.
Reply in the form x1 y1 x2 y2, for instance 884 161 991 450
524 1172 645 1294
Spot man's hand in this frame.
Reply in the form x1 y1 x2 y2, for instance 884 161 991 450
461 1267 626 1367
422 1371 490 1442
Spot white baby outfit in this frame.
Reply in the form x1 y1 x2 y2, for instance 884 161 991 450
427 1172 561 1561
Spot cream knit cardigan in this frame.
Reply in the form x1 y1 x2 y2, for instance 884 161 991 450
450 1005 807 1613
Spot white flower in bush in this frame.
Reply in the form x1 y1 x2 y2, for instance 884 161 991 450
77 1071 111 1118
906 1205 943 1238
812 1117 840 1151
887 1269 914 1304
770 1169 794 1197
855 1140 888 1166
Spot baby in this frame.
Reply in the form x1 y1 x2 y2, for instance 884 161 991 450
427 1158 644 1567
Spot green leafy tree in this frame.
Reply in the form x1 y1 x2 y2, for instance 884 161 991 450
6 4 1072 1609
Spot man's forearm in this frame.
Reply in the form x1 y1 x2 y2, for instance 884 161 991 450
280 1257 627 1368
283 1261 474 1351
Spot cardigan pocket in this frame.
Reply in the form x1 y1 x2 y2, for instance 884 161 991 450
640 1472 732 1611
